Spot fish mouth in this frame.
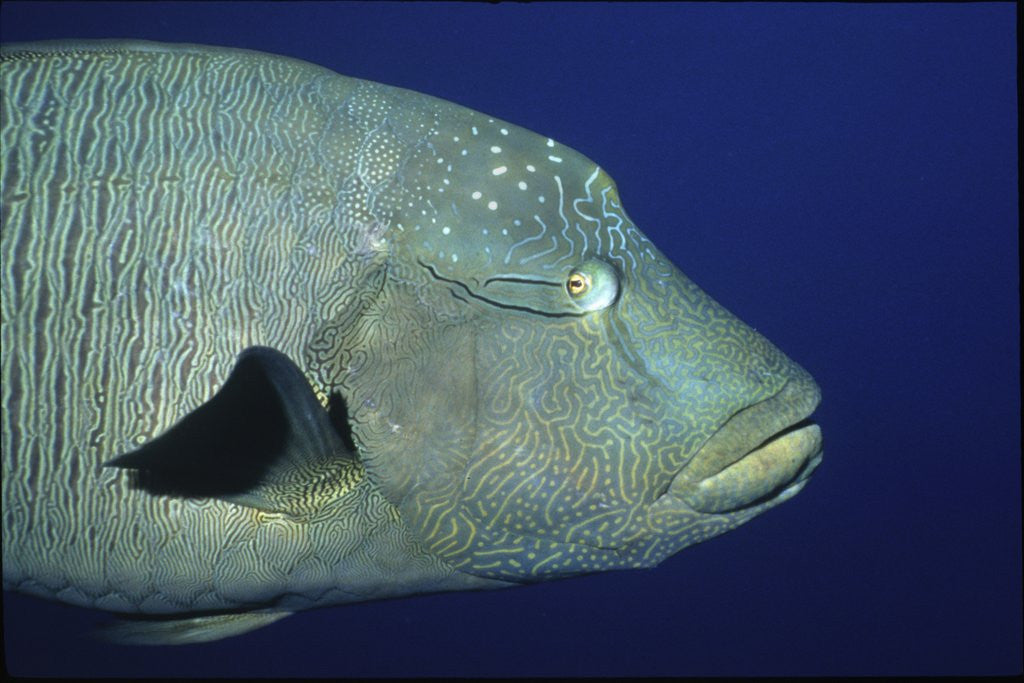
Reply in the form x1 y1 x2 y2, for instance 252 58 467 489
669 375 823 514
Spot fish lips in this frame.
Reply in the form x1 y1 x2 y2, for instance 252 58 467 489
670 376 823 514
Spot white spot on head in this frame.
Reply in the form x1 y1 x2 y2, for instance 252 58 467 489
472 191 482 200
492 166 507 176
472 126 479 135
546 138 555 147
500 128 509 135
538 196 545 203
488 201 498 210
501 228 508 235
442 226 451 235
548 155 562 163
518 181 527 190
482 228 489 235
461 149 468 156
490 145 502 153
451 253 458 262
526 164 536 172
453 135 460 142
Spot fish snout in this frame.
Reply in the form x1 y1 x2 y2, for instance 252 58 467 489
669 375 823 514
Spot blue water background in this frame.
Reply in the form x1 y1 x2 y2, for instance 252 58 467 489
1 2 1019 676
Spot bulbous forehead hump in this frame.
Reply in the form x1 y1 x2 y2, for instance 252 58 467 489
395 104 654 278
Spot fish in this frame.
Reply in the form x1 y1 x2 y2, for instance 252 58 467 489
0 40 823 645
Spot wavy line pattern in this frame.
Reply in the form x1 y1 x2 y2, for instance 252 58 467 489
1 43 496 613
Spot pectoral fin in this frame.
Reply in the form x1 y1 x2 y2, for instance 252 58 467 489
97 611 292 646
105 346 356 516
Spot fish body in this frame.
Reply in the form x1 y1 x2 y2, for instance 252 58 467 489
1 41 822 644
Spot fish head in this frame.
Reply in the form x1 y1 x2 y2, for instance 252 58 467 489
322 110 822 581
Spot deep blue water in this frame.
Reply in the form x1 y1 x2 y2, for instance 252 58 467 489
1 2 1019 677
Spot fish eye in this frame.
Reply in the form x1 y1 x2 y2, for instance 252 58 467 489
567 272 590 296
566 259 619 311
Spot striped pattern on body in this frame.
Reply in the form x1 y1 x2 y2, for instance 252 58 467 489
0 41 470 613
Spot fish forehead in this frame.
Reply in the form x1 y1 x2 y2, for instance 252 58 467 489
390 102 649 278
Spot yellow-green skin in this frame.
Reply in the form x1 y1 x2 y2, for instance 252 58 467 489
0 41 822 643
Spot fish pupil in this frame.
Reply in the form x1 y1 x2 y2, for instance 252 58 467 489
567 273 589 296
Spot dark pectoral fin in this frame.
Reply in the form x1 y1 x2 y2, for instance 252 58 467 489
105 346 356 515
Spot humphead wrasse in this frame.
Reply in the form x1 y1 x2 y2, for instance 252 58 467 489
0 41 823 645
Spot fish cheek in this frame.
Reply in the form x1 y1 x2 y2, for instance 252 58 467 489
459 314 670 549
324 275 668 574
